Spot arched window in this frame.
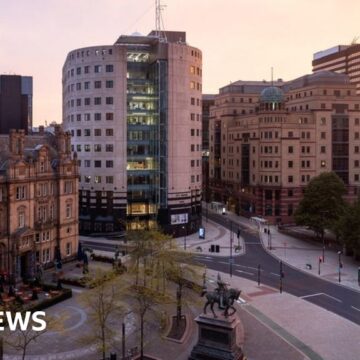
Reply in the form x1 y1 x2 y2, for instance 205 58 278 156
17 206 26 228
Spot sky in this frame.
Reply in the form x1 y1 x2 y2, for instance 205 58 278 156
1 0 360 126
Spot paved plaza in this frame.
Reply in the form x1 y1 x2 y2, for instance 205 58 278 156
3 208 360 359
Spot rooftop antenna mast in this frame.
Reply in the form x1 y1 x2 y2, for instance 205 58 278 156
155 0 167 42
271 67 274 86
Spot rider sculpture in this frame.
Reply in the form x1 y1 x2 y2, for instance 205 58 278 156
201 273 241 318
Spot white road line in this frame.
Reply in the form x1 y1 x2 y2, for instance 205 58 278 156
322 293 342 303
235 270 254 276
236 297 247 304
300 293 323 299
351 306 360 312
197 258 212 262
300 292 342 303
219 261 229 265
270 272 280 277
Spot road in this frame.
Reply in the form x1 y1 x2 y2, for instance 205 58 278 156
195 211 360 326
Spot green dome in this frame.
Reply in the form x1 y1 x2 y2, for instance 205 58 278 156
260 86 284 103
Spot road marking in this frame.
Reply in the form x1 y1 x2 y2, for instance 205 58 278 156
300 293 323 299
196 258 212 262
351 306 360 312
235 269 254 276
270 272 280 277
300 293 342 303
321 293 342 303
236 297 247 304
219 261 230 265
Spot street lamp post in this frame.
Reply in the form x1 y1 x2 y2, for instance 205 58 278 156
230 220 233 277
320 210 329 263
338 251 342 283
182 226 187 250
279 261 284 293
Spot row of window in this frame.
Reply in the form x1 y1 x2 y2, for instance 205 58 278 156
66 112 114 122
190 81 202 91
83 175 114 184
190 175 201 183
17 202 73 228
71 144 114 152
66 79 114 93
190 128 201 136
189 65 202 76
66 64 114 78
190 97 201 106
190 144 202 152
78 160 114 168
15 181 73 201
190 159 201 167
71 128 114 137
68 48 113 61
66 96 114 108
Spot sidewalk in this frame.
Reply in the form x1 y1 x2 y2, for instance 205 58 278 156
206 269 360 360
258 224 360 291
200 204 360 292
175 217 246 257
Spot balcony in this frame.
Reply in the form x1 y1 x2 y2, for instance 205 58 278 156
34 219 55 230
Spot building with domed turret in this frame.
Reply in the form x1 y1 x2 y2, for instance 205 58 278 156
208 72 360 224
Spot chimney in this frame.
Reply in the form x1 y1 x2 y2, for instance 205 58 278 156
18 129 25 155
9 129 17 154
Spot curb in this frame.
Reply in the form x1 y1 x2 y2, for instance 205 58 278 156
258 229 360 294
163 314 193 344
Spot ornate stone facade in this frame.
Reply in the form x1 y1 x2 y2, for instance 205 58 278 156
0 126 78 283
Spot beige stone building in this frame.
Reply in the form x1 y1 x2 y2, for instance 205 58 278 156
0 127 78 283
313 44 360 94
63 31 202 235
209 72 360 224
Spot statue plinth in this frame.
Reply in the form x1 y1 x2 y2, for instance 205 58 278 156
189 313 244 360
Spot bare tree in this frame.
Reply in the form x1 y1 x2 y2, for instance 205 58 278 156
79 271 123 360
4 315 64 360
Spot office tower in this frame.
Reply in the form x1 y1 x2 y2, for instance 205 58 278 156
0 75 32 134
63 31 202 235
313 44 360 94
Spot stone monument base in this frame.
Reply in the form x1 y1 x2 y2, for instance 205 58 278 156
189 313 244 360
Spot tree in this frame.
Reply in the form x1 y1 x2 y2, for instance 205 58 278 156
337 198 360 258
124 229 202 358
295 172 346 238
79 271 123 360
4 315 65 360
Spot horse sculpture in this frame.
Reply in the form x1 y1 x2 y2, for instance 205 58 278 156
202 287 241 318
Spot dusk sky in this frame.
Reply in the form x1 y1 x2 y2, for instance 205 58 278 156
1 0 360 126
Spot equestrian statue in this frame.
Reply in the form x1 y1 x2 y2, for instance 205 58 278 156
201 274 241 318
